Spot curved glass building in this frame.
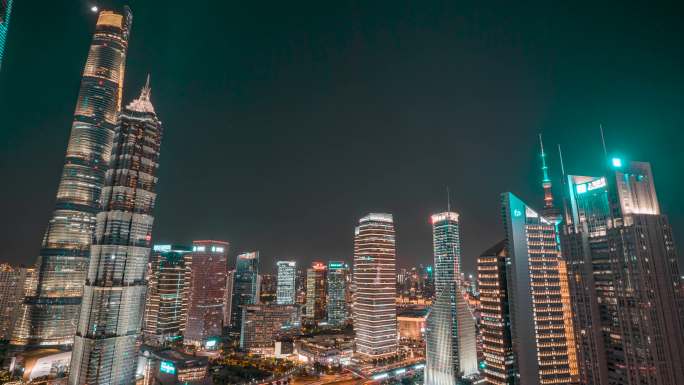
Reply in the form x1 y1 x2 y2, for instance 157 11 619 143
69 78 163 385
0 0 13 70
11 8 133 350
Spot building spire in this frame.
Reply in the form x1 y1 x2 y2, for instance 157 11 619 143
538 133 558 220
126 74 155 114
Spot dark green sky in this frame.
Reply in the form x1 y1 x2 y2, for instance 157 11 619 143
0 1 682 273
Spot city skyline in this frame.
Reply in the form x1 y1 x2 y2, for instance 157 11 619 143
1 2 684 274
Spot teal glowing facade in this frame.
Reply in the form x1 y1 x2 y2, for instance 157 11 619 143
425 212 478 385
0 0 12 70
12 8 132 350
68 78 163 385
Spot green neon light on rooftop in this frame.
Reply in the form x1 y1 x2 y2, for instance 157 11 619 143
612 158 622 167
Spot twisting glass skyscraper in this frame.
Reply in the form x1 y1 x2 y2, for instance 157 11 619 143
353 213 397 359
68 77 162 385
0 0 13 70
425 212 478 385
12 8 133 350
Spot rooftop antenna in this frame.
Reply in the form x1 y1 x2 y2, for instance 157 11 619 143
600 124 608 162
557 144 566 178
446 186 451 212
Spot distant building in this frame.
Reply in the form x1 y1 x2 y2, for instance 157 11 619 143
501 192 579 385
143 245 193 346
296 334 354 366
425 211 478 384
396 306 427 342
240 304 298 354
12 7 133 351
0 264 29 340
230 251 259 336
259 273 277 303
326 261 348 326
477 240 515 385
184 240 229 348
223 269 234 327
276 261 296 305
0 0 11 70
137 346 210 385
353 213 398 359
305 262 327 323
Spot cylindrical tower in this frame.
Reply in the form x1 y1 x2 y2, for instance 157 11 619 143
11 8 132 350
69 77 162 385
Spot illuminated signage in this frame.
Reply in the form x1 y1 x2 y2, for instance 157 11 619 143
205 339 217 348
192 246 206 252
372 373 389 380
328 262 345 269
513 209 523 217
430 212 459 224
576 177 606 194
211 246 224 253
160 361 176 374
153 245 171 252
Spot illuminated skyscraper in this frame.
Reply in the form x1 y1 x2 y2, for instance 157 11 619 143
230 251 259 336
353 213 397 359
327 261 348 326
184 240 229 348
305 262 327 323
501 192 578 385
276 261 296 305
477 240 515 385
0 0 12 70
143 244 193 346
425 212 478 385
0 264 29 340
69 78 162 385
12 8 132 350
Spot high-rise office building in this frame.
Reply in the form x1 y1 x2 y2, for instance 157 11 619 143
184 240 229 348
305 262 327 323
230 251 259 336
223 269 235 327
12 8 132 350
143 244 193 346
0 0 12 70
69 78 162 385
425 212 478 384
276 261 296 305
477 241 515 385
353 213 398 359
501 192 579 385
240 304 298 354
327 261 348 326
0 264 29 340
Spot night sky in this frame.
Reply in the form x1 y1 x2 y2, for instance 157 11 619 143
1 1 683 274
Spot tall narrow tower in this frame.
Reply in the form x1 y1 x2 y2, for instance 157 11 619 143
425 212 478 384
276 261 296 305
69 78 163 385
539 134 561 224
0 0 13 70
353 213 397 359
12 8 132 350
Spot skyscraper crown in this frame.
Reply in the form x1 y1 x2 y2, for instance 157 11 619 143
126 74 156 114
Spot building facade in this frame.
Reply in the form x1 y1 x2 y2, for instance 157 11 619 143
305 262 327 323
425 212 478 384
276 261 296 305
184 240 229 348
353 213 398 359
501 192 578 385
229 251 259 336
0 0 12 70
143 244 193 346
240 304 298 354
12 8 133 350
0 264 29 339
327 261 348 326
477 241 515 385
69 78 163 385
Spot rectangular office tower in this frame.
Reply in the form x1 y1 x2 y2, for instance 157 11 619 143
184 240 229 348
425 212 478 385
276 261 296 305
230 251 260 336
353 213 398 359
477 241 515 385
327 261 348 326
305 262 327 323
143 244 193 346
501 193 578 385
69 78 163 385
0 0 12 70
12 8 132 351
